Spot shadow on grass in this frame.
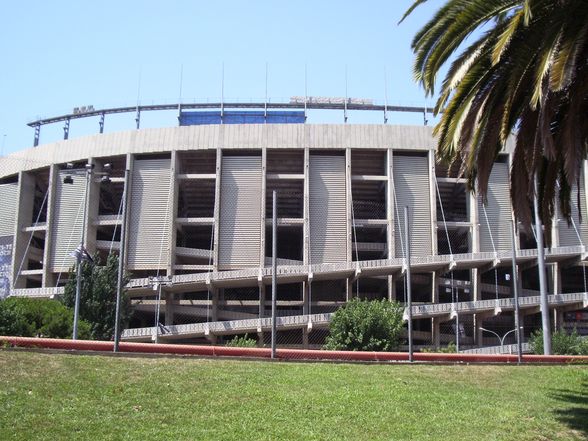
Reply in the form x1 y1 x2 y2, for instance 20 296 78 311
551 381 588 436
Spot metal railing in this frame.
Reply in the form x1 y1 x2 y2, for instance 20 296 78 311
121 292 587 341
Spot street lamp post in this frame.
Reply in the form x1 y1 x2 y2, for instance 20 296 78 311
64 162 111 340
480 327 523 353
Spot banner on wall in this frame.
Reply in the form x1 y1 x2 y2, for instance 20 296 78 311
0 236 13 299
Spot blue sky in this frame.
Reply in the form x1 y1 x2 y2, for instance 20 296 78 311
0 0 444 154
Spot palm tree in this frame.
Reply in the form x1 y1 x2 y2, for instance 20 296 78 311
401 0 588 232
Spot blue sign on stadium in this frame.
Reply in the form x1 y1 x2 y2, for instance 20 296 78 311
179 111 305 126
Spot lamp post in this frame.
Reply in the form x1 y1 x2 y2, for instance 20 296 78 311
63 162 111 340
113 169 129 352
480 327 523 353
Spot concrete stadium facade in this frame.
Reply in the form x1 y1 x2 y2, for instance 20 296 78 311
1 120 587 349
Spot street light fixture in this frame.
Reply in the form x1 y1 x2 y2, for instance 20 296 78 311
480 326 523 353
64 162 111 340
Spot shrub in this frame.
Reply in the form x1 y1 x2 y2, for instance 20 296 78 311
530 328 588 355
324 298 404 351
0 297 91 339
421 342 457 353
226 334 257 348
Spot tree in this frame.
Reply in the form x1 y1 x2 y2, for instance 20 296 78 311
62 254 130 341
401 1 588 233
0 297 91 339
324 298 405 351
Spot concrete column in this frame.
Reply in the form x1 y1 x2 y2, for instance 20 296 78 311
121 153 134 269
472 268 482 345
388 274 397 302
212 288 220 322
387 149 395 301
345 148 352 263
259 148 267 268
85 158 100 257
302 281 309 315
346 278 352 301
164 292 175 325
42 164 57 287
12 172 34 289
428 149 438 255
431 271 440 348
550 263 564 330
213 148 222 271
168 151 179 276
258 284 266 318
303 147 310 266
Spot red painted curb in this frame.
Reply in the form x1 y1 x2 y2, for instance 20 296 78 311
2 336 588 364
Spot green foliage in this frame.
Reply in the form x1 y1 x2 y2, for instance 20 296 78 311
403 0 588 233
62 253 130 341
225 334 257 348
0 297 91 339
324 298 404 351
530 328 588 355
421 342 457 353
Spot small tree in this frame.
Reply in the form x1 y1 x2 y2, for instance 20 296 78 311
324 298 405 352
62 253 130 341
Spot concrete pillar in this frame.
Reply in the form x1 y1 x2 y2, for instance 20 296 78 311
302 281 309 315
84 158 101 258
388 274 397 302
208 288 220 345
259 284 266 318
472 268 482 345
346 278 352 301
386 149 395 301
431 271 440 348
42 164 57 287
303 147 310 266
259 148 267 268
554 308 565 331
212 148 222 271
121 154 133 269
551 262 564 330
211 288 219 322
428 149 438 255
302 328 309 348
164 292 175 326
345 148 352 264
12 171 35 289
168 151 179 276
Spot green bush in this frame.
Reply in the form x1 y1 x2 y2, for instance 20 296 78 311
0 297 91 339
324 298 404 352
530 328 588 355
421 342 457 353
226 334 257 348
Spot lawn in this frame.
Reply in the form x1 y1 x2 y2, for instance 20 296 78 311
0 350 587 440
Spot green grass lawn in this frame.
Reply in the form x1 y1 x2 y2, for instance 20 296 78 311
0 350 587 440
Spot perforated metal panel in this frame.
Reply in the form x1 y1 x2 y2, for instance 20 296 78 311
127 159 172 270
394 155 432 257
218 156 262 269
0 183 17 237
309 155 347 264
558 175 588 247
49 170 87 272
478 161 511 252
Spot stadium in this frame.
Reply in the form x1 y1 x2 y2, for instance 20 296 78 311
0 99 586 351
